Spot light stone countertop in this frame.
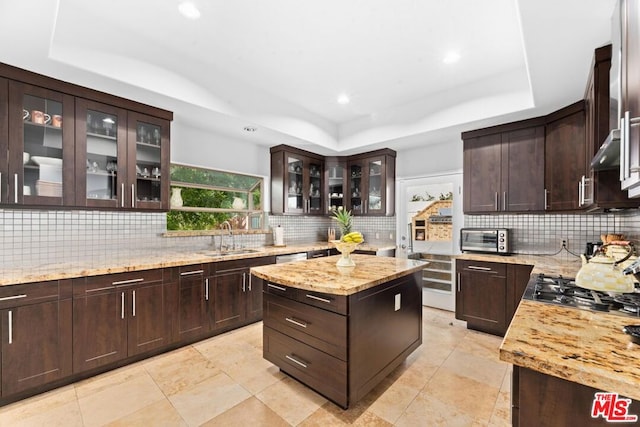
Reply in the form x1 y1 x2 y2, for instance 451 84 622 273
456 252 640 400
1 241 396 286
251 254 427 296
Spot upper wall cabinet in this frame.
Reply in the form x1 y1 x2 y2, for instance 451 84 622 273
270 145 396 216
544 101 586 211
583 44 640 209
270 146 325 215
0 62 172 211
463 119 545 213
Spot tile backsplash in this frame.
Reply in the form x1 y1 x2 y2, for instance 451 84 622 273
465 211 640 256
0 209 396 271
4 207 638 272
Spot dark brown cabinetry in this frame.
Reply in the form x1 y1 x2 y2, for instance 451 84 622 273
72 269 169 373
271 145 396 216
262 272 421 408
463 121 545 213
455 260 532 336
512 366 639 427
0 62 172 210
211 257 275 331
75 101 170 210
0 280 72 397
583 45 640 210
347 150 396 216
545 101 586 211
270 146 324 215
173 265 210 342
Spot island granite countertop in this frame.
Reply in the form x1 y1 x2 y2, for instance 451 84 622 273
251 254 427 295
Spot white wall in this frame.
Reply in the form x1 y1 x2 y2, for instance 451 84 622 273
171 121 270 177
396 139 463 179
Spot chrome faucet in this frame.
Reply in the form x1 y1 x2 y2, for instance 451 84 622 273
220 220 234 251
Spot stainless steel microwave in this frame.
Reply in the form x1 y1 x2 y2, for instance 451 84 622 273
460 228 510 254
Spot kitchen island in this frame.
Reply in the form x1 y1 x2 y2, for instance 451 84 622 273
251 254 426 408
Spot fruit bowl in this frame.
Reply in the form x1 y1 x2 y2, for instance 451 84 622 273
330 239 362 267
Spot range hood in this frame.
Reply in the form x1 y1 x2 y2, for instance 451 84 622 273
591 129 620 170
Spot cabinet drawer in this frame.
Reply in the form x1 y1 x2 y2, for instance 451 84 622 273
458 261 506 276
263 327 347 408
264 293 347 360
297 289 347 315
73 269 164 296
0 280 65 309
263 281 298 300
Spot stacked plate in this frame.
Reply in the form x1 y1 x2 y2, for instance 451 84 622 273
36 180 62 197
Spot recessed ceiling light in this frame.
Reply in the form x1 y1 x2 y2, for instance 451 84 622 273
178 1 201 20
337 94 350 105
443 51 460 64
243 126 257 132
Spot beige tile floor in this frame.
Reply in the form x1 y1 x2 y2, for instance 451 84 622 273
0 307 512 426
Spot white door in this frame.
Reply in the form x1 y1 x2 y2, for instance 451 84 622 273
396 172 463 311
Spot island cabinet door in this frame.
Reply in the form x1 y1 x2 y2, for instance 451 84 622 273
347 273 422 405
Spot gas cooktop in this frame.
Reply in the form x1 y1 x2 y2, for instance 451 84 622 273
523 274 640 317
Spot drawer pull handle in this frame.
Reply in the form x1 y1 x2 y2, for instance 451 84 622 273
285 354 308 368
285 317 308 328
467 266 492 271
0 294 27 302
306 294 331 304
112 278 144 286
267 283 286 291
180 270 204 276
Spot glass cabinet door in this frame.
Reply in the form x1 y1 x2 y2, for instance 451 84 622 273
128 112 168 210
75 99 127 208
0 78 7 204
349 163 363 214
366 158 384 214
307 160 323 214
285 155 304 213
8 82 74 206
327 162 345 213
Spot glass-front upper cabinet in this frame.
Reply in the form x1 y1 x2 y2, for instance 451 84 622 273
285 155 304 213
6 82 74 206
326 159 346 213
127 111 169 210
366 158 385 215
75 99 127 208
349 163 363 214
307 159 323 214
281 153 323 214
348 153 394 216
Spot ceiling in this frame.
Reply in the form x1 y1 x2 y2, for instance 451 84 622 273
0 0 617 155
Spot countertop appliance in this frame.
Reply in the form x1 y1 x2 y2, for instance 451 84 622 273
459 228 510 255
523 273 640 318
275 252 307 264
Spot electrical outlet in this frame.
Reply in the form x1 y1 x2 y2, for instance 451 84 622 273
562 238 568 247
375 232 380 239
389 232 394 240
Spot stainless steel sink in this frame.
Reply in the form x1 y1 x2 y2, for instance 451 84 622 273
201 248 263 257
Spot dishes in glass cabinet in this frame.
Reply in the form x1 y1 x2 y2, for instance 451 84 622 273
31 156 63 167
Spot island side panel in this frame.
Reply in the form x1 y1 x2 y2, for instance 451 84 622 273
348 271 422 404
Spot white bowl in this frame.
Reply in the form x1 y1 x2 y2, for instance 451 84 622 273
31 156 63 167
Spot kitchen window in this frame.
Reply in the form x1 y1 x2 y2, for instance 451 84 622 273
167 164 266 231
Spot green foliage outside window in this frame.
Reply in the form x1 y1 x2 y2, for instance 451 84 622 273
167 164 265 231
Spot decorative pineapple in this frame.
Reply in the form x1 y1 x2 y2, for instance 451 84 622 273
331 206 352 238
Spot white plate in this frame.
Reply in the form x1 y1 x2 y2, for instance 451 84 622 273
31 156 63 167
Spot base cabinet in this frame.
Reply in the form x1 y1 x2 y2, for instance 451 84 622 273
262 272 421 408
72 269 168 373
0 280 72 397
512 366 639 427
456 260 532 336
173 265 210 343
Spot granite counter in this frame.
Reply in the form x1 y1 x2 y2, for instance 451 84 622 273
251 254 426 295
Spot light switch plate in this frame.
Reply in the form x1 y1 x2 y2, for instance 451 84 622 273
394 293 401 311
